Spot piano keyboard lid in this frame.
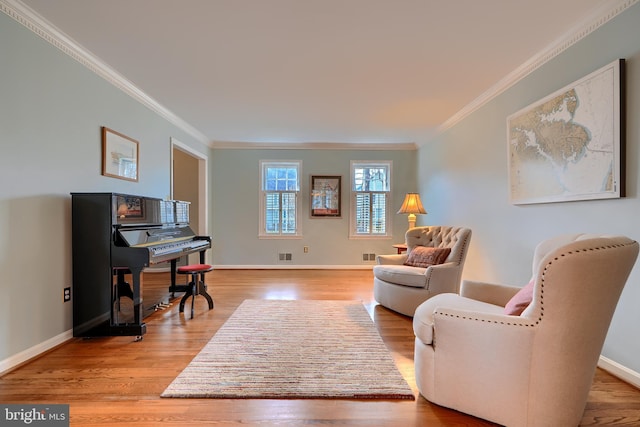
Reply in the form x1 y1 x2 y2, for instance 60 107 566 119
117 225 196 247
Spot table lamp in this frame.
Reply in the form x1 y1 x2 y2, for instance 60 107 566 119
397 193 426 230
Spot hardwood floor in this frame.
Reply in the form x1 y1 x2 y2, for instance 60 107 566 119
1 270 639 426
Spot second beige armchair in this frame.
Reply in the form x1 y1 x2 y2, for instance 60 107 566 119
412 233 638 426
373 226 472 317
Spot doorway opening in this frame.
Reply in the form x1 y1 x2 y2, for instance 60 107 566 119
171 137 209 265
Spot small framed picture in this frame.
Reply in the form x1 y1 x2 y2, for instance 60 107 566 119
102 127 139 182
116 195 144 219
310 175 341 217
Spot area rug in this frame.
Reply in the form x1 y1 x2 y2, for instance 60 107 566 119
161 299 414 399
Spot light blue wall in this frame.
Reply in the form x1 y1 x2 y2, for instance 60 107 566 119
418 3 640 373
0 12 209 363
0 9 416 367
3 0 640 381
210 148 418 267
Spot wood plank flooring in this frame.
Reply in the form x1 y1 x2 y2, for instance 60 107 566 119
1 270 639 426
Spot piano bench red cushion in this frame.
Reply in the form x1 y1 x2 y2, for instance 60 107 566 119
177 264 214 274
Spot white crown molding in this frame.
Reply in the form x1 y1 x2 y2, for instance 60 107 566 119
436 0 639 136
211 140 418 150
3 0 637 149
0 0 210 146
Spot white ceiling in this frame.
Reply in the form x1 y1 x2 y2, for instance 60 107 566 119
14 0 622 146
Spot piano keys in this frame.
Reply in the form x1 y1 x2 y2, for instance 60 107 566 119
71 192 211 338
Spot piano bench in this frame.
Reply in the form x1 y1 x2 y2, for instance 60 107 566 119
177 264 214 319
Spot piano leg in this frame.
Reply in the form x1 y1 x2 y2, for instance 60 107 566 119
111 268 133 317
170 259 177 298
108 266 147 338
130 265 144 327
168 258 190 295
114 269 134 305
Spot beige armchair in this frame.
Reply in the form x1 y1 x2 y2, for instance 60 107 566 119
413 234 639 427
373 226 472 317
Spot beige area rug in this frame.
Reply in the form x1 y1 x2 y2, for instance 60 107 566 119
161 299 415 399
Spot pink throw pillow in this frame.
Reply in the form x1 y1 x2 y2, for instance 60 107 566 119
404 246 451 268
504 279 534 316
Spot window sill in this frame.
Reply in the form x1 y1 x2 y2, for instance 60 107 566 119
258 234 303 240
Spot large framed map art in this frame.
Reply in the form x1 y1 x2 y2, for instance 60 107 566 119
507 59 625 205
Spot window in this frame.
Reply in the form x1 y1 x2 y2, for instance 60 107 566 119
259 160 302 238
350 161 391 237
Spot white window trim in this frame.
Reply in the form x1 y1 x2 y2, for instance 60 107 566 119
259 160 303 239
349 160 392 239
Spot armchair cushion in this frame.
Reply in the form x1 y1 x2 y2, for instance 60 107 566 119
376 253 408 265
373 264 428 288
404 246 451 268
503 279 534 316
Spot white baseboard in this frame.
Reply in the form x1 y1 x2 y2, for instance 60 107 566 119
598 355 640 389
214 265 374 270
0 329 73 375
144 265 374 271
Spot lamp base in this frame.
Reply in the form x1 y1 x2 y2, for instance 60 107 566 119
407 213 416 229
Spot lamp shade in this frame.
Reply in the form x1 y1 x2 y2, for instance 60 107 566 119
397 193 426 215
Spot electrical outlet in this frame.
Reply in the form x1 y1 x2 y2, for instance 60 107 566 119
303 246 309 253
63 287 71 302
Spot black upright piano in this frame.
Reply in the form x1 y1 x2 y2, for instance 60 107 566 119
71 192 211 337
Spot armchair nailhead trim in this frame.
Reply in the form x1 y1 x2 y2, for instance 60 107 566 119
537 242 630 325
436 241 635 328
435 311 535 327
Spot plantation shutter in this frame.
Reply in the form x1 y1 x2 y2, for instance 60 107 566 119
281 192 297 234
371 193 387 234
265 193 280 234
355 193 371 234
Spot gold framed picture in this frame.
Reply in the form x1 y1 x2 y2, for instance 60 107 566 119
102 127 139 182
